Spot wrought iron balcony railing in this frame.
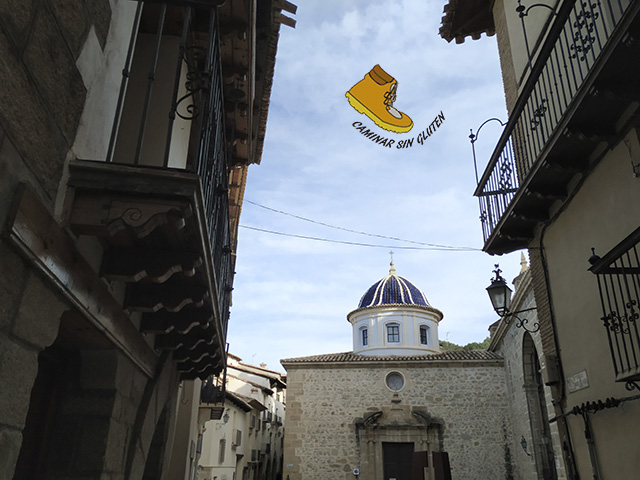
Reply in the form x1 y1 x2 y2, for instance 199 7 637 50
589 227 640 391
474 0 634 246
106 1 233 333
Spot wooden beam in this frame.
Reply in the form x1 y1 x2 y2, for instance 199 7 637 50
155 321 216 350
6 184 157 377
280 0 298 15
278 13 296 29
125 282 208 312
67 160 228 375
102 248 202 283
180 363 222 380
178 354 223 375
173 341 217 363
140 308 212 334
70 191 191 239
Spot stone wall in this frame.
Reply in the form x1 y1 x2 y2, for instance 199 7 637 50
283 358 514 480
491 268 567 480
0 2 184 478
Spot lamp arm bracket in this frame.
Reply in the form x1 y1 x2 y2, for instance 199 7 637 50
507 306 537 315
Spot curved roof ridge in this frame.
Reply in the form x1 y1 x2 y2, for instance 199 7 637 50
396 275 413 304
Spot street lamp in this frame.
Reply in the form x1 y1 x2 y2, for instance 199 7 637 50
487 265 539 333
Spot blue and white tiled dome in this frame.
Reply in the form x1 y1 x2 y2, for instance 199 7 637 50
348 261 442 356
357 262 431 308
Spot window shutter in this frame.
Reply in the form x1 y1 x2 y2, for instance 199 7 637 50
218 438 226 464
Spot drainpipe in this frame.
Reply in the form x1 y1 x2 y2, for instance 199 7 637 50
538 222 580 480
581 412 601 480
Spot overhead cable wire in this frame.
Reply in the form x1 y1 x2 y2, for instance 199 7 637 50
239 225 481 251
243 199 481 251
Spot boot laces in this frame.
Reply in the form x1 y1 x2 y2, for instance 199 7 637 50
384 83 402 119
383 83 397 106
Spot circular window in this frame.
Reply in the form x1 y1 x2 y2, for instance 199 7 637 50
385 372 405 391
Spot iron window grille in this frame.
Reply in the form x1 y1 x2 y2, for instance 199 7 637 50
589 226 640 392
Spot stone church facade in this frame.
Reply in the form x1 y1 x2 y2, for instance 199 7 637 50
281 264 517 480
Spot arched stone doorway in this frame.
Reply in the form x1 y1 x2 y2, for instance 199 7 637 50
522 333 557 480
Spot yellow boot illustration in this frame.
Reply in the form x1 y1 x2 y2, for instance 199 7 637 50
346 65 413 134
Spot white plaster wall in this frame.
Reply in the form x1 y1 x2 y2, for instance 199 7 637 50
500 0 556 86
541 129 640 480
112 34 191 168
73 4 191 167
73 0 139 160
350 306 441 355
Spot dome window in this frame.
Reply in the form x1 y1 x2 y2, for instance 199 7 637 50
420 325 430 345
360 326 369 346
386 323 400 343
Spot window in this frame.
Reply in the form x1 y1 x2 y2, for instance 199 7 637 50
232 429 242 447
218 438 226 464
386 323 400 343
361 326 368 346
385 371 405 391
590 226 640 386
420 325 430 345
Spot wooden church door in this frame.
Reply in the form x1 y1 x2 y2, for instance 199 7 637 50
382 442 414 480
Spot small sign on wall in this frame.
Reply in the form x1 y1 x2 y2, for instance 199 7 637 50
567 370 589 393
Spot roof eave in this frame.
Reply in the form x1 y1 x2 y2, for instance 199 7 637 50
439 0 496 44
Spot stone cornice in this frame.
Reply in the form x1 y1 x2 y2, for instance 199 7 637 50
347 303 444 323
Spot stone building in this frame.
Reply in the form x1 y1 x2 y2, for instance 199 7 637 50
488 255 567 480
441 0 640 478
281 263 516 480
0 0 295 478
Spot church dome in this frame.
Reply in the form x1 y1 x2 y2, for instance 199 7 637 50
357 262 431 308
348 261 443 357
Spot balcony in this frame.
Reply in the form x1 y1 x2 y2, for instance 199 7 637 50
474 0 640 254
61 0 291 379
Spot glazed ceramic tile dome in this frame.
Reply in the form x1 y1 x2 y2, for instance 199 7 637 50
357 262 431 308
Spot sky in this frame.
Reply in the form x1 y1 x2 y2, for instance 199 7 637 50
226 0 524 372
